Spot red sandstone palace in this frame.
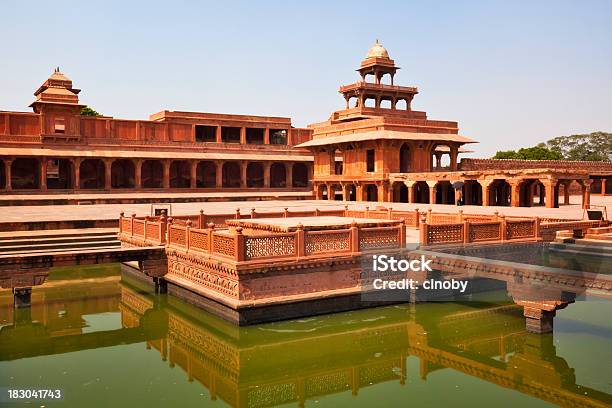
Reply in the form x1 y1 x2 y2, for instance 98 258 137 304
1 41 610 206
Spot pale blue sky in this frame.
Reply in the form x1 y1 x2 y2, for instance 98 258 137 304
1 0 610 156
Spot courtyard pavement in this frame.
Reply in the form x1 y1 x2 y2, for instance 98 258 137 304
1 194 609 223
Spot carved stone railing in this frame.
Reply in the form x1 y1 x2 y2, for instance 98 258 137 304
118 212 167 245
460 158 612 172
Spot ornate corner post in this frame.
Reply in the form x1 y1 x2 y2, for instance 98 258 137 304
387 207 393 220
159 212 167 244
207 223 215 252
251 208 257 219
143 216 149 240
344 205 349 217
493 211 499 222
427 208 432 224
499 214 507 241
364 206 369 218
130 213 136 237
399 218 406 248
414 208 420 228
198 210 205 229
119 211 125 234
534 216 541 238
185 220 192 251
419 214 428 245
350 221 359 254
457 209 464 223
315 208 321 216
234 226 245 262
295 223 305 258
166 217 174 244
235 208 241 220
463 220 470 244
284 207 289 218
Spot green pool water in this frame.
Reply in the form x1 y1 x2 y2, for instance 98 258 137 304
0 264 610 408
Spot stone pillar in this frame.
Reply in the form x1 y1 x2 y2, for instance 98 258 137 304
190 161 197 189
215 161 223 188
240 162 247 188
327 183 333 200
434 152 442 170
480 180 491 206
523 306 555 334
104 159 113 190
4 158 12 191
563 181 570 205
581 179 593 209
134 159 142 189
601 179 606 195
215 126 222 143
263 162 271 188
73 158 81 190
509 180 521 207
543 180 557 208
405 181 415 204
427 181 437 204
264 128 270 145
40 158 47 191
449 146 459 171
286 163 293 188
163 160 171 189
356 184 363 202
240 127 246 144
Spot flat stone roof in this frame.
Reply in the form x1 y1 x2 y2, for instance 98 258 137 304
227 216 400 232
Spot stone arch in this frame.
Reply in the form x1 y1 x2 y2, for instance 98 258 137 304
46 158 74 189
79 159 105 189
489 179 511 206
142 160 163 188
292 163 308 187
222 162 240 188
396 99 408 110
399 143 411 172
364 184 378 202
270 163 286 188
11 157 39 189
196 161 216 188
435 181 455 205
463 180 482 205
246 163 264 188
380 99 392 109
392 181 409 203
170 160 190 188
111 159 135 189
414 181 429 204
364 97 376 108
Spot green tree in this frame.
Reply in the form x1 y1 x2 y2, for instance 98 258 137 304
492 146 561 160
492 150 519 159
80 106 101 116
545 132 611 161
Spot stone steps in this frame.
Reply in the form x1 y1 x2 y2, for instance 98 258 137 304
0 228 120 256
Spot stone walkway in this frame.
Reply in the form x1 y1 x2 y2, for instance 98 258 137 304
1 195 609 223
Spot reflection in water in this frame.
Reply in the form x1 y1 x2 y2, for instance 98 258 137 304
0 264 610 408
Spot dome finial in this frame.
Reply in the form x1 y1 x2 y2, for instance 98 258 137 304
366 39 389 59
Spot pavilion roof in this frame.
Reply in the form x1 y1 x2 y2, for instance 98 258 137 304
295 130 477 148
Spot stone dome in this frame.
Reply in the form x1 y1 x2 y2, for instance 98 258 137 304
366 40 390 59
